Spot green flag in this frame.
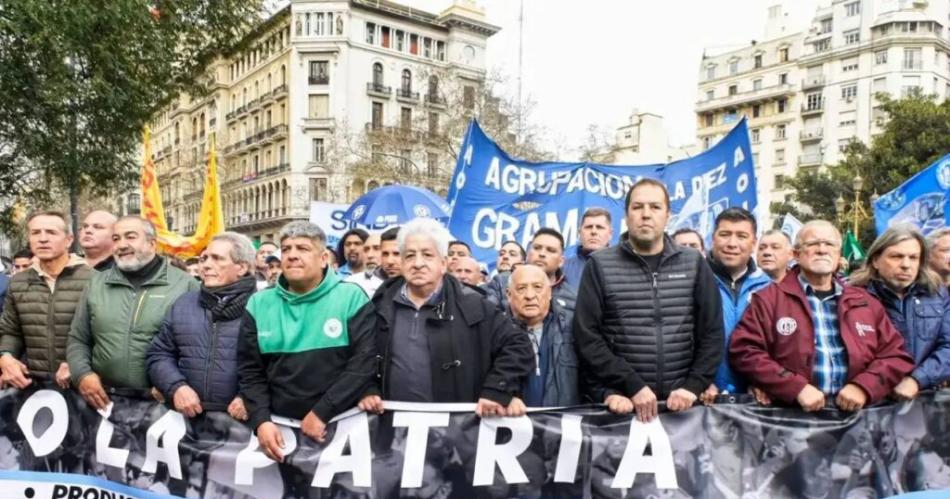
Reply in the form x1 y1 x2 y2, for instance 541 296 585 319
842 230 866 265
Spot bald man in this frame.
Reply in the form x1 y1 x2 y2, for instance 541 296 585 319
450 256 484 286
507 264 579 406
79 210 117 271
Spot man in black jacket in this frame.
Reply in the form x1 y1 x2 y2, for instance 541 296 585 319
574 178 724 422
359 217 533 417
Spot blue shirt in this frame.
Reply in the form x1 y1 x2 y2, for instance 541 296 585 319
798 274 848 395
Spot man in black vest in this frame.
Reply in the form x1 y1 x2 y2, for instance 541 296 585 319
574 178 723 422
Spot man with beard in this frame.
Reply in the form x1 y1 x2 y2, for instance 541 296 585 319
574 178 724 421
378 227 402 279
146 232 257 420
68 216 199 408
336 228 369 277
0 211 93 389
757 229 794 282
563 207 613 289
495 240 525 274
79 210 117 271
346 233 385 297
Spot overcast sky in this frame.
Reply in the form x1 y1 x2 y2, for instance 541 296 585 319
403 0 822 159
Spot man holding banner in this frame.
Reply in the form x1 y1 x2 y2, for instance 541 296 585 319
574 179 724 422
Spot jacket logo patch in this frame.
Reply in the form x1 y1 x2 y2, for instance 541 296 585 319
324 318 343 338
855 322 874 337
776 317 797 336
668 273 687 279
259 330 273 338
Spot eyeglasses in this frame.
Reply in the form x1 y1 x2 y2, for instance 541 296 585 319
800 239 841 250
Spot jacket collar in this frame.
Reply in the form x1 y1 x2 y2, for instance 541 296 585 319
103 256 171 288
708 253 765 288
779 266 865 305
617 232 682 265
30 253 86 279
376 274 484 327
274 267 341 304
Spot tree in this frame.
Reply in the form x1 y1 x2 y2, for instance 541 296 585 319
0 0 263 236
771 90 950 247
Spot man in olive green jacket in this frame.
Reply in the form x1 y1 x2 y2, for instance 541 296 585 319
68 216 198 408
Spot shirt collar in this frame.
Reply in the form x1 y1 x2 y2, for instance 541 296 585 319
797 272 843 299
398 281 444 308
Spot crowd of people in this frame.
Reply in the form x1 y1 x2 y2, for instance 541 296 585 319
0 178 948 467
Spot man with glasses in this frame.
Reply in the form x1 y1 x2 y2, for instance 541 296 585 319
730 220 913 412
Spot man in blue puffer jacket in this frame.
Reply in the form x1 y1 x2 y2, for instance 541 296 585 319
147 232 258 419
850 225 950 398
703 208 772 403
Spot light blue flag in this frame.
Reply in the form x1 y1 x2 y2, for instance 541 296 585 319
781 213 803 243
873 154 950 236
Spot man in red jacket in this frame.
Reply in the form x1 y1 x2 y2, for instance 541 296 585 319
729 220 913 412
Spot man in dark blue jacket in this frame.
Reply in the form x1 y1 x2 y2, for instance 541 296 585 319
850 225 950 398
147 232 258 420
563 207 613 289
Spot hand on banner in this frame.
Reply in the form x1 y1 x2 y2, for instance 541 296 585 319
796 384 825 412
256 422 285 462
892 377 920 401
667 389 697 412
302 411 327 442
632 386 658 422
78 373 111 410
605 394 633 415
836 384 868 412
475 398 506 417
750 386 772 406
699 384 718 406
0 353 31 389
358 395 384 414
228 397 248 421
54 362 70 389
173 385 204 418
150 387 165 403
505 397 526 417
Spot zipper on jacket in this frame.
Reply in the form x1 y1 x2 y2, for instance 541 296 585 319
652 271 665 396
205 317 219 403
125 291 147 386
46 282 57 380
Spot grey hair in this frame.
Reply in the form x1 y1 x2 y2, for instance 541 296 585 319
849 224 941 293
279 221 327 247
925 228 950 251
210 232 257 267
794 220 840 249
397 218 452 258
117 215 157 242
761 229 792 246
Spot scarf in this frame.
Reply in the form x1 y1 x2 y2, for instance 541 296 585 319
198 275 257 321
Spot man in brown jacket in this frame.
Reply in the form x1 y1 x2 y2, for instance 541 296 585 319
0 211 93 389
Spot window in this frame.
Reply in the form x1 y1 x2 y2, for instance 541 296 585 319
819 18 833 34
704 113 713 127
777 98 787 113
703 136 712 150
724 109 738 123
729 59 739 75
463 86 475 109
840 118 856 126
841 58 858 72
769 5 781 18
410 34 418 55
901 75 921 97
400 107 412 130
381 26 390 48
310 178 328 201
371 102 383 128
844 30 860 45
706 65 716 80
308 94 328 118
312 138 325 163
841 84 858 100
395 30 405 51
400 149 412 173
423 38 432 58
309 61 329 84
753 54 762 68
874 50 888 65
838 138 853 152
372 62 384 87
401 69 412 93
806 92 823 110
814 39 831 52
436 41 446 61
903 48 922 70
751 128 760 143
706 90 714 101
774 174 786 189
778 47 789 62
428 112 439 135
779 73 788 85
428 75 439 99
752 104 761 118
776 124 786 139
427 153 439 176
775 149 785 163
845 1 860 17
728 84 738 96
753 79 763 91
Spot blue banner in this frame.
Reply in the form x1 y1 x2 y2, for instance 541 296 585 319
447 119 758 267
873 154 950 236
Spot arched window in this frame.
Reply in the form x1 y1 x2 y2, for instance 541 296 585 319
428 75 439 98
401 69 411 93
373 62 384 86
280 65 287 85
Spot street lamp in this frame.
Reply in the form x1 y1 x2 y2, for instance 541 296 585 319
835 174 872 239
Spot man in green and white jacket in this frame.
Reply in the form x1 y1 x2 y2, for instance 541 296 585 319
238 221 376 463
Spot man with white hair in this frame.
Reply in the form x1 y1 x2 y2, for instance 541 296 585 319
450 256 484 286
359 218 533 418
730 220 913 412
146 232 258 420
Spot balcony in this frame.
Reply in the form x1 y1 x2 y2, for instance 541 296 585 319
367 82 392 98
801 100 824 116
799 154 823 167
903 60 923 71
272 84 288 99
396 88 420 103
695 83 795 112
246 98 260 112
259 92 272 105
802 75 826 90
309 75 329 85
222 163 291 192
800 128 823 142
303 117 337 129
424 93 446 108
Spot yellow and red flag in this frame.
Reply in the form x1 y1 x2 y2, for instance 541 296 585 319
140 128 225 258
